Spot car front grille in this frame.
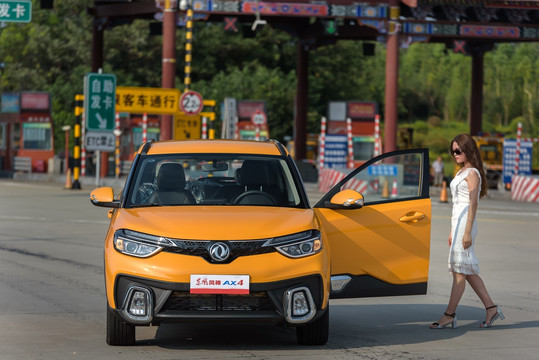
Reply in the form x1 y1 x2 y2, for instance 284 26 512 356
164 239 276 263
161 291 276 312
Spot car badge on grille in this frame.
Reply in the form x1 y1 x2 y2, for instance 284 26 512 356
209 242 231 262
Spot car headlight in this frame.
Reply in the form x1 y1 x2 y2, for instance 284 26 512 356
113 229 172 258
264 230 322 258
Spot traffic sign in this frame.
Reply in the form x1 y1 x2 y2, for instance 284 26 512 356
85 131 116 151
116 87 180 115
84 73 116 131
179 90 203 115
251 110 267 125
0 1 31 23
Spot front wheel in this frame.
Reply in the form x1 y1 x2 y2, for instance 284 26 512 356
106 306 135 346
296 307 329 345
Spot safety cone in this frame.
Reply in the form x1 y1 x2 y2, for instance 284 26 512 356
439 180 448 203
390 179 398 198
64 168 72 189
381 180 389 198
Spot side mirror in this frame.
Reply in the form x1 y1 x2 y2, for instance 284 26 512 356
327 189 364 210
89 187 120 208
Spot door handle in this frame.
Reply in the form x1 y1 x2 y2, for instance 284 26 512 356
399 211 425 223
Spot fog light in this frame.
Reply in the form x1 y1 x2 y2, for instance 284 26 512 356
122 286 153 323
129 291 148 316
284 286 316 323
293 291 310 316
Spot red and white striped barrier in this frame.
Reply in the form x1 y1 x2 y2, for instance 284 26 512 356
115 113 121 178
142 113 148 143
343 177 368 194
346 117 354 169
318 168 346 193
81 111 86 176
514 122 522 176
318 168 368 194
511 175 539 203
319 117 327 170
374 114 381 157
202 117 208 139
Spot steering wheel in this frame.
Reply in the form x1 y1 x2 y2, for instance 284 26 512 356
233 190 277 205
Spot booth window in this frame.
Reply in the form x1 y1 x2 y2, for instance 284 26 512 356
23 123 52 150
0 123 6 150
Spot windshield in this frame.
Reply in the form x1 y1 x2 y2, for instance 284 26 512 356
125 154 303 208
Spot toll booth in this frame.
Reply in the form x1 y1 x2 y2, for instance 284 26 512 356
0 92 54 174
221 98 269 140
327 101 378 166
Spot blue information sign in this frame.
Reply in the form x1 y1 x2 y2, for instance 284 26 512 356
368 164 398 176
502 139 533 185
323 135 347 169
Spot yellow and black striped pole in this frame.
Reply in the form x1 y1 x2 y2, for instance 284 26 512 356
72 94 84 189
184 5 194 90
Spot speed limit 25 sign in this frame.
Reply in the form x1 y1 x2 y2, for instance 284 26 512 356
180 90 203 115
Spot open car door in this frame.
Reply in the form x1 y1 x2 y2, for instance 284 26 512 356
314 149 431 299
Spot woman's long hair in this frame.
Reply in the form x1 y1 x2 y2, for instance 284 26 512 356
450 133 488 198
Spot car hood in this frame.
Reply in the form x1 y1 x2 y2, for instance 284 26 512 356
112 206 318 240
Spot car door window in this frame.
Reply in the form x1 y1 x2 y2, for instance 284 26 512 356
317 150 428 207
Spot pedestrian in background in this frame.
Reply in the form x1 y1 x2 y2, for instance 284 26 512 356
430 133 504 329
432 155 444 187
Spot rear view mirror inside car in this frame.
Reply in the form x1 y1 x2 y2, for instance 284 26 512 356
202 161 228 172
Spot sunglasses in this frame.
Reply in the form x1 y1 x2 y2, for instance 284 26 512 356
452 149 462 156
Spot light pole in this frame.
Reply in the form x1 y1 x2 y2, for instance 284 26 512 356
62 125 71 175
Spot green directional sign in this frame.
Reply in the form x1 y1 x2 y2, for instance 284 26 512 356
0 1 32 23
84 73 116 131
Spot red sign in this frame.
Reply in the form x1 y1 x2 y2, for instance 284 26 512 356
347 101 377 119
180 90 203 115
20 93 50 111
237 101 265 119
251 110 267 125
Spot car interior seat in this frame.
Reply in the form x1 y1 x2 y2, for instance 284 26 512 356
149 162 196 205
234 160 278 205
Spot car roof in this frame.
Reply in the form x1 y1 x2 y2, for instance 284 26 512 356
139 139 287 156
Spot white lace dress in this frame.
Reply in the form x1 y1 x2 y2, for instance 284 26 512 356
448 167 481 275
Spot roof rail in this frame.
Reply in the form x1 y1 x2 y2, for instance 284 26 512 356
141 139 154 155
268 139 287 156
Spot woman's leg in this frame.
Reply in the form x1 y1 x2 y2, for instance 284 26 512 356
446 272 467 314
466 274 497 322
433 272 467 325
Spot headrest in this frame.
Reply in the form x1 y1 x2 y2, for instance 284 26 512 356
238 161 270 186
156 163 186 191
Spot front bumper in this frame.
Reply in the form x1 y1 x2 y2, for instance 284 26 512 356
111 274 326 326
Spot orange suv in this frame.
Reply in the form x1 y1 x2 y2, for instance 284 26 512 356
90 139 431 345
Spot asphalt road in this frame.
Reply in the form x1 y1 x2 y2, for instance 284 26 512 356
1 179 538 360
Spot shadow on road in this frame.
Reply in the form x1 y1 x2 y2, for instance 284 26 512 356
133 303 527 350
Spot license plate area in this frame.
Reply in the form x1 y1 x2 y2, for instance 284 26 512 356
190 274 250 294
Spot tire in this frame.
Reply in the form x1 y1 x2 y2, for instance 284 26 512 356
296 307 329 345
106 306 135 346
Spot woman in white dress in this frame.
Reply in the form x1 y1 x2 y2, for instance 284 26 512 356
430 134 504 329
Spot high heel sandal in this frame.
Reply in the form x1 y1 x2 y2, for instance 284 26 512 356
480 305 505 328
430 312 457 329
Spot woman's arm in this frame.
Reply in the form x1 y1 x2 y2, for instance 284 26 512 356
463 170 480 249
